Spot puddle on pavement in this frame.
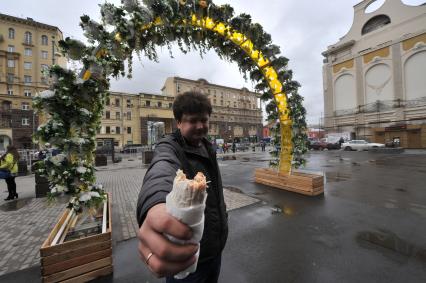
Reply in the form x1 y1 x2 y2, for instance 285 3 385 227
356 230 426 264
0 198 32 212
325 172 352 183
271 204 297 216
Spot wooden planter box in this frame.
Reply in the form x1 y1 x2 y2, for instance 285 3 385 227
40 193 113 283
254 168 324 196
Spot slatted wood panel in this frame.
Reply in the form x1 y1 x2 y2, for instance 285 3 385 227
254 168 324 196
40 194 113 282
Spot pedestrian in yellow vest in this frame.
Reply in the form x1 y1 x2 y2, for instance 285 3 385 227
0 145 20 201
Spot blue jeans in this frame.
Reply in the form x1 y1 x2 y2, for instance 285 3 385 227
166 255 221 283
0 170 11 179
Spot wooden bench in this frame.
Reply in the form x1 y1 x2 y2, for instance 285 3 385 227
254 168 324 196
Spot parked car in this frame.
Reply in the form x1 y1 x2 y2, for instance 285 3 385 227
342 140 385 151
308 138 340 150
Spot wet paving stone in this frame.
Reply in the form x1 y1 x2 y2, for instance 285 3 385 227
0 199 32 212
356 229 426 264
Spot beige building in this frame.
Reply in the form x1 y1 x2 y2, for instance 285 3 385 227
162 77 263 143
0 13 66 149
322 0 426 148
97 91 175 148
98 77 264 148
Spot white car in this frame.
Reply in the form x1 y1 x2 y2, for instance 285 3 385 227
342 140 385 151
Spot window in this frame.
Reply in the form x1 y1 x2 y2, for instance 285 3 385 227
127 111 131 120
127 127 132 134
41 51 48 59
24 90 31 97
24 48 32 56
169 103 173 108
41 35 48 45
21 102 30 110
7 45 15 52
7 86 13 96
177 83 181 93
97 128 101 134
24 75 32 85
115 98 120 106
146 100 150 106
22 118 30 126
106 98 110 106
116 127 121 134
105 111 110 119
24 32 32 45
126 99 132 107
116 112 121 120
362 15 391 35
106 126 110 134
8 28 15 39
40 64 49 84
24 62 32 70
114 141 119 147
7 59 15 68
157 102 162 108
7 73 14 84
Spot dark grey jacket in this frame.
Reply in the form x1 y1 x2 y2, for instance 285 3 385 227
136 130 228 262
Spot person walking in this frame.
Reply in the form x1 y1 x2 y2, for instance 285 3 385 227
137 91 228 282
338 137 345 149
0 145 20 201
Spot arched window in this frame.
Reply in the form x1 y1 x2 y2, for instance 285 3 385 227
24 31 32 45
362 15 391 35
365 64 393 103
334 74 357 112
41 35 48 45
405 51 426 101
8 28 15 39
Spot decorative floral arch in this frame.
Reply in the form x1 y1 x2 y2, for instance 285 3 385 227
33 0 308 210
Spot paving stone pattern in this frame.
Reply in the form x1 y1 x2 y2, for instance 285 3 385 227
0 162 258 276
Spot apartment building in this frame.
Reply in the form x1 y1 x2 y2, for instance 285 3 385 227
97 91 175 148
0 13 66 149
162 77 263 143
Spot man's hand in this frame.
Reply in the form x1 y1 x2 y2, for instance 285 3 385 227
138 203 198 278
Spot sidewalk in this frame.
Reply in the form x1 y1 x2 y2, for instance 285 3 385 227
0 158 259 277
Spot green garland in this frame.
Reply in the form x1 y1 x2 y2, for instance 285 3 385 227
33 0 308 210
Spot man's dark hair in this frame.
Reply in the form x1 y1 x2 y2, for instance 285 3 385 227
173 91 212 121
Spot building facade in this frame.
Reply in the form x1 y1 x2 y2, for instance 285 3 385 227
322 0 426 148
97 77 264 149
162 76 263 143
0 13 66 149
97 91 175 148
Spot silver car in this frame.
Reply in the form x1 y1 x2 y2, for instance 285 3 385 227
342 140 385 151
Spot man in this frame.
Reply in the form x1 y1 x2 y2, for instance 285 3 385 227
137 91 228 282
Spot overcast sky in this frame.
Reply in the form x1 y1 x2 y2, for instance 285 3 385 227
2 0 424 124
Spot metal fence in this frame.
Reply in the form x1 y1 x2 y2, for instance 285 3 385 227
334 97 426 117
